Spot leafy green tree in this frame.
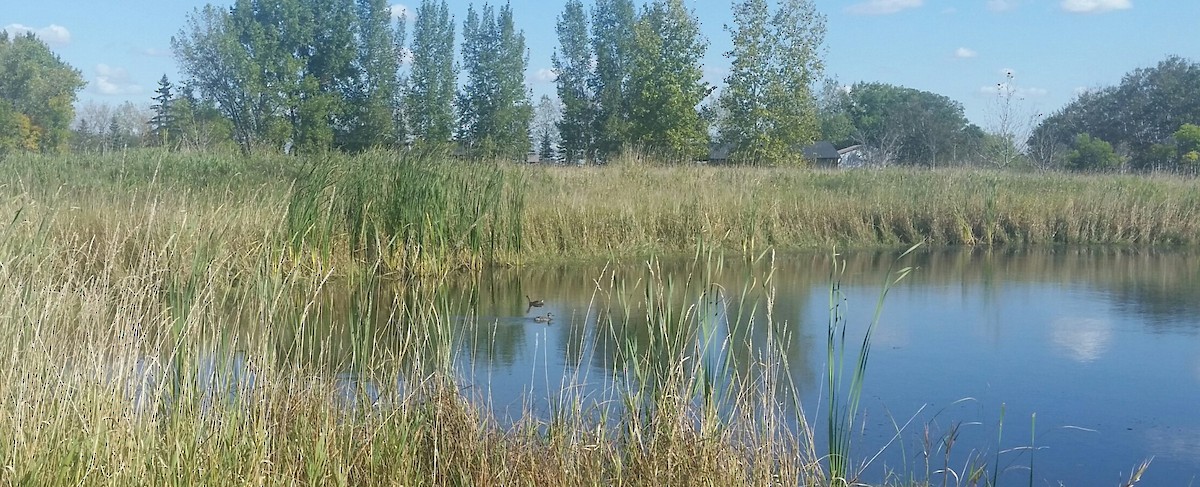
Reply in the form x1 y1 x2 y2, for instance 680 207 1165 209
1066 133 1121 172
718 0 825 165
627 0 710 159
173 4 273 153
1175 123 1200 173
0 32 85 153
1031 56 1200 171
816 78 854 147
457 2 532 159
406 0 456 146
149 74 176 147
174 0 409 153
844 82 981 166
171 83 235 151
552 0 593 163
590 0 637 160
343 0 403 150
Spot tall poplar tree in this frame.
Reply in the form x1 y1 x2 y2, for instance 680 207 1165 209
344 0 403 150
552 0 593 163
589 0 636 160
718 0 825 165
406 0 456 146
458 2 531 159
627 0 709 159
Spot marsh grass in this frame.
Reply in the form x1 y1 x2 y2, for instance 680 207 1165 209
0 150 1168 485
0 151 829 485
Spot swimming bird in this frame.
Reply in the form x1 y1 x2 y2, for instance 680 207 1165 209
526 295 545 307
533 313 554 324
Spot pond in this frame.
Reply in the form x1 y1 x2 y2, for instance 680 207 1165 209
445 247 1200 485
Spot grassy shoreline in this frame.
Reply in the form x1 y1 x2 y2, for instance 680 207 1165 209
7 150 1200 275
0 150 1175 485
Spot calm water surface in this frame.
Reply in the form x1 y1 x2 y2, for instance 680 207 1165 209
448 247 1200 485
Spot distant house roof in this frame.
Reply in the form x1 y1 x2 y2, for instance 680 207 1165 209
837 144 863 156
801 141 840 161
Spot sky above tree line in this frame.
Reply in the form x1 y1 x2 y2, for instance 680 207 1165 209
4 0 1197 130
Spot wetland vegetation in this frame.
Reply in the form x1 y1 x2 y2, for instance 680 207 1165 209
0 150 1186 485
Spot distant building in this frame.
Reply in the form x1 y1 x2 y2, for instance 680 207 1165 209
837 144 867 168
801 141 840 167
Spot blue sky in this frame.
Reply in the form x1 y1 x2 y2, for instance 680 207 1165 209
4 0 1196 129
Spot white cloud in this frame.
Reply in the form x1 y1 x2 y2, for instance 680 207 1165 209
954 47 977 59
845 0 923 15
2 23 72 47
531 68 557 83
987 0 1018 12
91 64 143 96
390 4 410 20
1061 0 1131 13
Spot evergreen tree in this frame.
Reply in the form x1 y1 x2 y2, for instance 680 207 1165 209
718 0 825 165
107 115 122 152
406 0 456 146
552 0 593 163
589 0 636 160
627 0 710 159
458 2 532 159
149 74 176 147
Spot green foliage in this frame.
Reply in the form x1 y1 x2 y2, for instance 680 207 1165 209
1031 56 1200 172
1175 123 1200 154
0 32 85 153
343 0 405 150
816 78 854 146
552 0 593 163
845 82 982 167
626 0 710 160
170 84 236 151
1066 133 1121 172
457 2 533 160
287 152 526 274
407 0 457 146
172 0 406 154
590 0 638 160
718 0 825 166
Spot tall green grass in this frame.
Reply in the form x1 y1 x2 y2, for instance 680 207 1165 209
825 244 919 485
286 150 526 277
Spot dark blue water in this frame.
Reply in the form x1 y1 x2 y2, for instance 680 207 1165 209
450 247 1200 485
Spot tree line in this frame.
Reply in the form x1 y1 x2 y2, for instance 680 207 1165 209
159 0 830 163
3 0 1198 172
